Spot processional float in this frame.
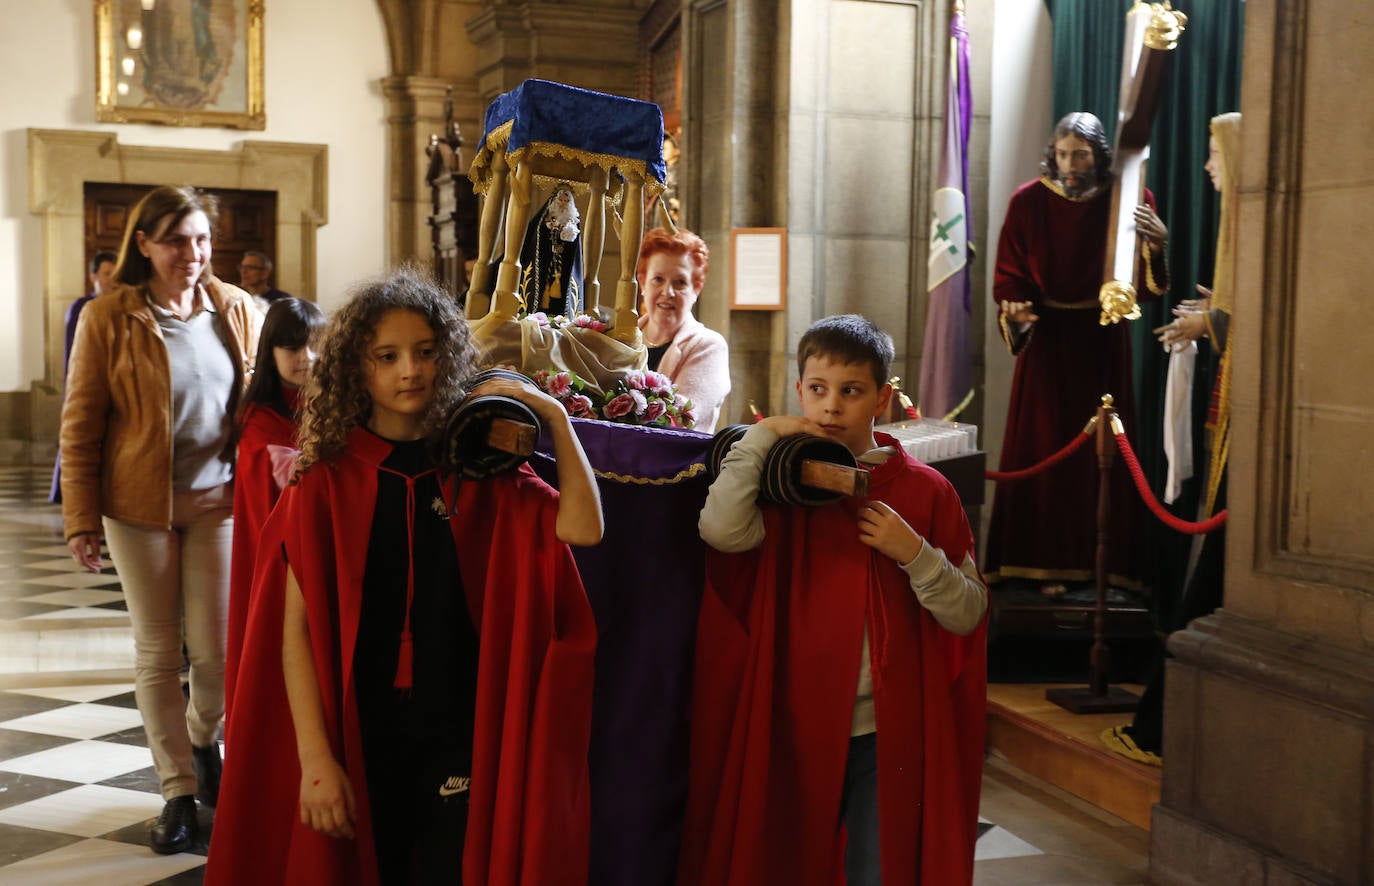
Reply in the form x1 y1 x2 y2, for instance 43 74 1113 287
463 79 668 392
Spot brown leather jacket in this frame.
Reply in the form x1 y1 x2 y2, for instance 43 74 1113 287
60 277 262 537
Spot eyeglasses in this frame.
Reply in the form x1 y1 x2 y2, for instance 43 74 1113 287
239 263 267 271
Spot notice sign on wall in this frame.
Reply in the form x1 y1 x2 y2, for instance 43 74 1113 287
730 228 787 311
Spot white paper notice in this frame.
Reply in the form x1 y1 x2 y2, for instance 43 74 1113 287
732 230 785 309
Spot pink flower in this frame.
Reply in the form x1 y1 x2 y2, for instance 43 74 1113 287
628 389 648 414
566 394 596 418
529 312 550 327
644 370 673 395
604 393 636 419
571 314 608 333
673 392 690 409
681 408 697 428
625 370 648 391
547 371 573 398
643 399 666 423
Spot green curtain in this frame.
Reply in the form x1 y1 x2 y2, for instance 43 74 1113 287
1043 0 1244 605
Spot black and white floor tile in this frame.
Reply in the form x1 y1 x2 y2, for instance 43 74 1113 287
0 465 1049 884
0 682 215 885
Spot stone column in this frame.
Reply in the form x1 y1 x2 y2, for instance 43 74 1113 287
682 0 954 424
1148 1 1374 882
682 0 783 420
382 75 471 265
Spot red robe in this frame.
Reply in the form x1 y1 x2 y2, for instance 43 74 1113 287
206 427 597 886
986 177 1167 588
679 436 987 885
225 401 297 725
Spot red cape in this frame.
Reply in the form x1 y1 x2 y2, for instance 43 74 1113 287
207 427 597 885
225 403 296 726
679 435 987 885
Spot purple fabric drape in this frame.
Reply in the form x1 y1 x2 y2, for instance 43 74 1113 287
919 10 975 420
532 418 713 886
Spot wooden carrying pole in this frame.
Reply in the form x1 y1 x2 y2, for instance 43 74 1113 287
486 417 538 456
1046 395 1139 714
799 460 871 498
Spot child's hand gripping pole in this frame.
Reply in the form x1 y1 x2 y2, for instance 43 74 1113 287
709 425 871 505
438 368 542 480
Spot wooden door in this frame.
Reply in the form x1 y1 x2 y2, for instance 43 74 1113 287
83 183 279 288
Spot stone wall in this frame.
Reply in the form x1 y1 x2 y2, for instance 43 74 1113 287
1150 0 1374 882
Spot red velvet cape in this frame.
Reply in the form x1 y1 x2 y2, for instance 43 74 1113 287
225 402 296 726
679 436 987 885
207 427 597 885
985 178 1165 587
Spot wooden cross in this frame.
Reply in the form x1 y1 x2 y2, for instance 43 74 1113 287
1099 1 1188 326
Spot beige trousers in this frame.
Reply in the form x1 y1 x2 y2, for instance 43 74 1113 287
103 483 233 801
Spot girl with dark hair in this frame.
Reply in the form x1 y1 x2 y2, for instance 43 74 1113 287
224 297 326 722
207 266 602 885
61 185 261 853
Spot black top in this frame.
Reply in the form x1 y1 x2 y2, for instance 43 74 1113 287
646 342 670 372
353 436 479 756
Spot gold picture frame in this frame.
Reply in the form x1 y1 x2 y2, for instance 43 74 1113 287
96 0 265 130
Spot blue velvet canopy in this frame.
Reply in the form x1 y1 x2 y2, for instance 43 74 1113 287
468 79 667 194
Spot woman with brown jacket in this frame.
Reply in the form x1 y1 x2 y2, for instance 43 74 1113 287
61 186 261 854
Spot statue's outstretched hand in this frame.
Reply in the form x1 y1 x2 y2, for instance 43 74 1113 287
1000 299 1039 325
1177 284 1212 313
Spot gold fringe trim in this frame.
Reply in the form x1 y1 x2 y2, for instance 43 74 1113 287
1141 241 1169 296
468 120 664 198
1100 726 1162 766
593 461 707 485
998 308 1035 355
1203 345 1232 518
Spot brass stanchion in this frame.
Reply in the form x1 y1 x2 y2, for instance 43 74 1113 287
1045 394 1140 714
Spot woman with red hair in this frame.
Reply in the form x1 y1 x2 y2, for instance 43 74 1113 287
636 227 731 431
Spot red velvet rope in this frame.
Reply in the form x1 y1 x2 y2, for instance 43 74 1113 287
984 430 1092 482
1115 432 1228 535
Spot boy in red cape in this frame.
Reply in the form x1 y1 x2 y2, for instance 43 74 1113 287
207 269 602 885
682 314 988 885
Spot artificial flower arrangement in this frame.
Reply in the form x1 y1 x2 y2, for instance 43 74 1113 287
529 366 697 430
526 311 610 334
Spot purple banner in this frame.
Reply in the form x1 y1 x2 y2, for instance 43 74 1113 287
919 10 974 421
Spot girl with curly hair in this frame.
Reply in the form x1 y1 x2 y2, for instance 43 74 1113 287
225 297 325 723
208 267 603 886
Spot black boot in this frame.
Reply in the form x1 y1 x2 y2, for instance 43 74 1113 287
150 795 197 854
193 742 222 808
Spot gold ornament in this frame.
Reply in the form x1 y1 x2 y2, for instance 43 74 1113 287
1098 280 1142 326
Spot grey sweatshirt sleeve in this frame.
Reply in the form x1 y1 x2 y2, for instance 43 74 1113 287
698 424 780 553
898 540 988 636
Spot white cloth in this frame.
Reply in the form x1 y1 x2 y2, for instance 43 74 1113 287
1163 342 1197 504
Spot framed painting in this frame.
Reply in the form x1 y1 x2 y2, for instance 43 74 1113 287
95 0 265 130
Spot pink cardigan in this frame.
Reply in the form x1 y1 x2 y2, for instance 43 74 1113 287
639 314 731 432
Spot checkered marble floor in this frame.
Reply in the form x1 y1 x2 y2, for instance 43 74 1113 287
0 466 1071 884
0 682 214 884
